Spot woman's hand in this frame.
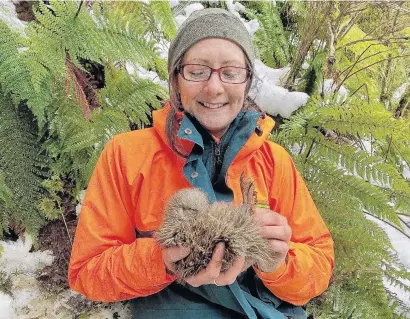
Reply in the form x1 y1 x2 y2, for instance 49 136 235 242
253 207 292 271
185 243 245 287
162 245 190 275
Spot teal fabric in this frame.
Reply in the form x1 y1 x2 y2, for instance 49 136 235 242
130 111 307 318
178 111 260 202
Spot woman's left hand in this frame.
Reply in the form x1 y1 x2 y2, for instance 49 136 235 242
252 207 292 271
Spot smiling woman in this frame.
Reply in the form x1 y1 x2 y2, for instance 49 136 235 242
68 8 334 319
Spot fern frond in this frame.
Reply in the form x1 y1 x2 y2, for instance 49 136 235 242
0 93 52 238
245 1 290 68
149 1 177 41
100 66 167 128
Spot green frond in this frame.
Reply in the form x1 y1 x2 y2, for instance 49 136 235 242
0 93 52 238
275 93 410 317
245 1 290 67
100 66 167 128
0 170 13 210
0 21 49 127
149 1 177 40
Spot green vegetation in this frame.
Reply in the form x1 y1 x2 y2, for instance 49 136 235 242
0 1 409 317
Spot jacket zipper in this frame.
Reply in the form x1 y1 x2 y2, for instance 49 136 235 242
214 142 222 167
211 142 223 185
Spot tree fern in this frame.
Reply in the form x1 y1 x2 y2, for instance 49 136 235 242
0 93 52 240
274 94 410 317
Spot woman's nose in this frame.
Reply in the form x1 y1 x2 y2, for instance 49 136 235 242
203 72 225 95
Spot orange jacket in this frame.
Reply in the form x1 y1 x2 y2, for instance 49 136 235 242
68 105 334 305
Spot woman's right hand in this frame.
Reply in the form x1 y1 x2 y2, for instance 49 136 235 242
184 243 245 287
162 245 191 275
162 243 245 286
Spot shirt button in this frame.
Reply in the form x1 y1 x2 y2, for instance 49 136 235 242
184 128 192 135
191 172 198 179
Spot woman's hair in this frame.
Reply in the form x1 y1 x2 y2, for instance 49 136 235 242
165 56 258 157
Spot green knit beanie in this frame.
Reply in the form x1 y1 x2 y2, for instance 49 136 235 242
168 8 255 74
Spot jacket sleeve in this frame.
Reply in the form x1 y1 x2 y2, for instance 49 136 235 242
254 148 335 306
68 138 176 302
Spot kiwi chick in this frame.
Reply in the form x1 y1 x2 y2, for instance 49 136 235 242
156 176 277 281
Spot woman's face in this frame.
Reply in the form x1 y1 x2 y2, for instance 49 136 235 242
178 38 248 138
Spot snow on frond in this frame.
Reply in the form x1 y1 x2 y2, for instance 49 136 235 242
251 81 309 118
255 59 290 86
126 62 168 88
226 0 245 16
173 2 259 36
250 60 308 118
403 161 410 180
321 79 349 103
392 83 409 101
169 0 180 9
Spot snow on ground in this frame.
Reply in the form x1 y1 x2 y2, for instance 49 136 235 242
0 236 132 318
0 292 15 319
0 1 26 32
0 235 53 275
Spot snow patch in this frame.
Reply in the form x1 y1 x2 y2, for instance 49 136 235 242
125 62 168 88
254 59 290 86
169 0 179 8
365 214 410 269
383 276 410 317
156 39 170 60
226 0 245 16
365 214 410 316
174 14 187 27
75 190 87 217
0 1 26 33
250 60 308 118
403 161 410 180
0 235 53 276
184 3 204 18
392 83 409 101
243 19 260 37
0 292 15 319
321 79 349 103
361 139 372 155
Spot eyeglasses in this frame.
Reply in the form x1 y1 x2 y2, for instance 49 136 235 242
179 64 250 84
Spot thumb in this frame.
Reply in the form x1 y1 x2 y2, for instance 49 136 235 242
164 245 190 263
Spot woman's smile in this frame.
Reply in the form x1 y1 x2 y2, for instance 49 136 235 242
198 101 229 109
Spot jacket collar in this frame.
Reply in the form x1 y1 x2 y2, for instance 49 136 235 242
152 102 275 162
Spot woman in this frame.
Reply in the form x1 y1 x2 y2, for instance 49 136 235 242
68 8 334 319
